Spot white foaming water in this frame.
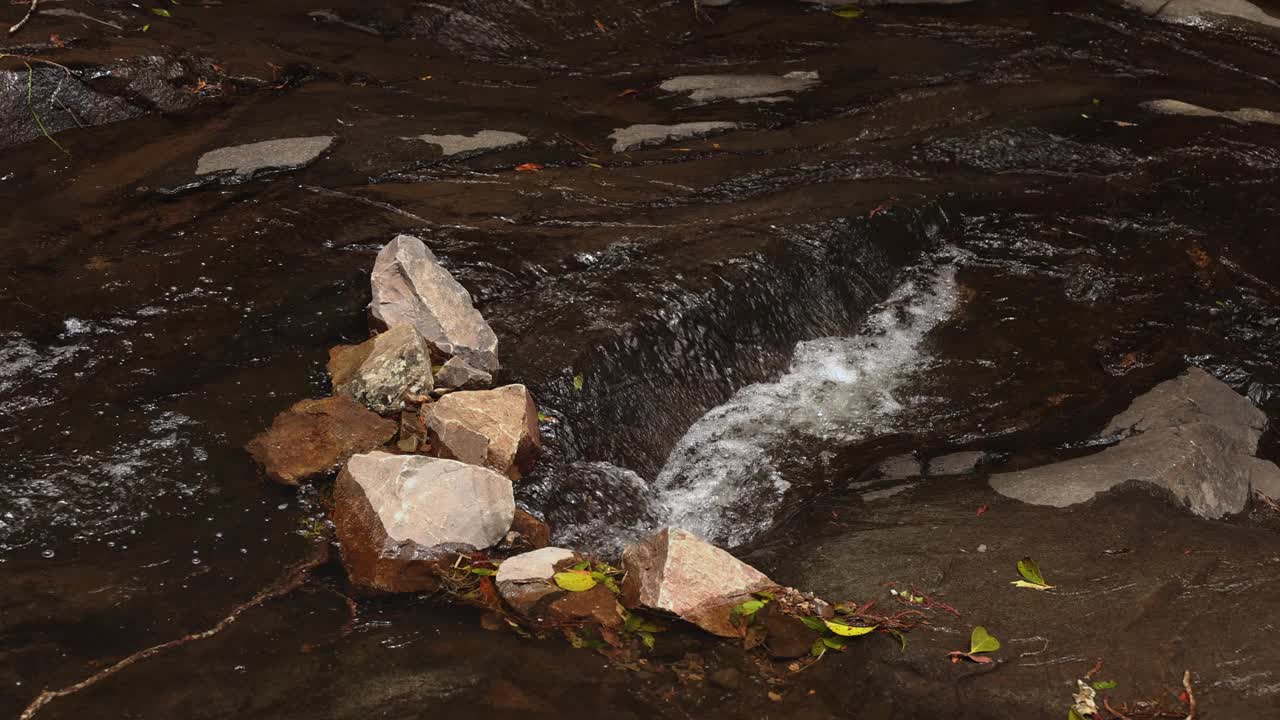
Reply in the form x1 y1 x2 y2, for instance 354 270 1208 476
650 261 959 546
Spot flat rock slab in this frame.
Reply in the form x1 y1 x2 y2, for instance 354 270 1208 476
245 395 396 485
927 451 987 476
369 234 501 372
409 130 528 156
659 72 819 103
332 452 515 592
609 122 738 153
1116 0 1280 28
195 136 335 178
425 384 541 481
991 367 1278 518
1143 99 1280 126
621 527 774 637
327 324 434 414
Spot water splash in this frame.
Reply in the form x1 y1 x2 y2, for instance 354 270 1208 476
650 260 960 546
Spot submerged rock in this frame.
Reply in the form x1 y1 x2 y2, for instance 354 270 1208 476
609 122 738 153
425 385 541 481
659 72 819 104
1142 99 1280 126
245 396 396 485
1116 0 1280 29
369 234 500 372
620 527 774 637
409 130 528 156
434 356 493 391
991 367 1278 518
927 451 987 476
332 452 515 592
327 324 434 414
195 135 335 179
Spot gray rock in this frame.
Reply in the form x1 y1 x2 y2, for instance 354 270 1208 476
1247 456 1280 500
1116 0 1280 28
434 356 492 390
991 368 1271 519
369 234 500 372
195 135 335 178
1 55 212 150
328 324 434 414
876 453 923 479
1142 99 1280 126
659 72 819 103
332 452 515 591
620 527 775 637
425 384 541 481
495 546 575 611
409 130 528 156
609 122 738 153
862 483 916 501
927 451 987 476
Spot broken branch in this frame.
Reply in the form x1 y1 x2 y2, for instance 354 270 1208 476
7 0 37 36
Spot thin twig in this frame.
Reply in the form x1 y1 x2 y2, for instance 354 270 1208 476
18 544 329 720
7 0 37 36
1182 670 1196 720
1104 697 1132 720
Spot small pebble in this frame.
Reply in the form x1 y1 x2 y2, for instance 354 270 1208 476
977 544 988 553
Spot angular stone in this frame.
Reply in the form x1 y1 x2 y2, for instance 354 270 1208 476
435 356 493 391
609 122 738 153
245 396 396 486
495 547 622 628
992 368 1271 519
327 324 434 414
368 234 500 372
425 385 541 481
620 527 775 637
332 452 515 592
195 136 335 177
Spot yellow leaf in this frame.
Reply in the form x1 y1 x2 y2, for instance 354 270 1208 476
553 571 598 592
824 621 877 637
1010 580 1054 591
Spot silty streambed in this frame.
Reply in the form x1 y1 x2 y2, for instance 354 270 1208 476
3 0 1280 718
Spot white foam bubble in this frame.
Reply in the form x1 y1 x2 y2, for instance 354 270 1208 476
651 260 959 546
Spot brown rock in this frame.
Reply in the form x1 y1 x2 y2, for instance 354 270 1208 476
509 509 551 549
245 396 396 486
425 384 542 481
332 451 515 592
757 604 818 658
435 356 493 390
495 547 622 628
397 407 428 453
621 527 775 637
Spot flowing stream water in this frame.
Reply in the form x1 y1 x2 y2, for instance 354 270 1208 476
3 1 1280 718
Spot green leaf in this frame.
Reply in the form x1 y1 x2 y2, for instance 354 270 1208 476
573 373 584 391
753 590 776 601
1010 580 1054 591
799 616 828 632
141 23 151 31
968 626 1001 655
1017 557 1050 586
592 571 621 594
1092 680 1117 691
1068 709 1087 720
825 621 877 637
638 631 656 649
637 620 661 633
553 572 598 592
832 4 864 18
734 599 767 617
624 613 643 633
469 567 497 576
810 639 827 658
150 7 172 17
572 560 590 571
888 629 908 651
821 636 847 651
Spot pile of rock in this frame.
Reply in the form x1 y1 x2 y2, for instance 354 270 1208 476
245 232 833 649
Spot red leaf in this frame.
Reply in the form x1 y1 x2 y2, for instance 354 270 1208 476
976 504 989 517
869 202 893 218
969 654 994 664
594 18 608 33
617 88 640 98
1179 691 1190 704
515 163 544 172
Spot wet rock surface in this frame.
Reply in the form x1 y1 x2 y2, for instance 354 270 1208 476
244 395 396 485
327 324 434 414
369 234 500 372
425 384 541 481
1143 98 1280 125
194 136 336 180
332 452 515 591
991 368 1276 518
621 528 775 637
610 122 738 153
409 130 529 156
